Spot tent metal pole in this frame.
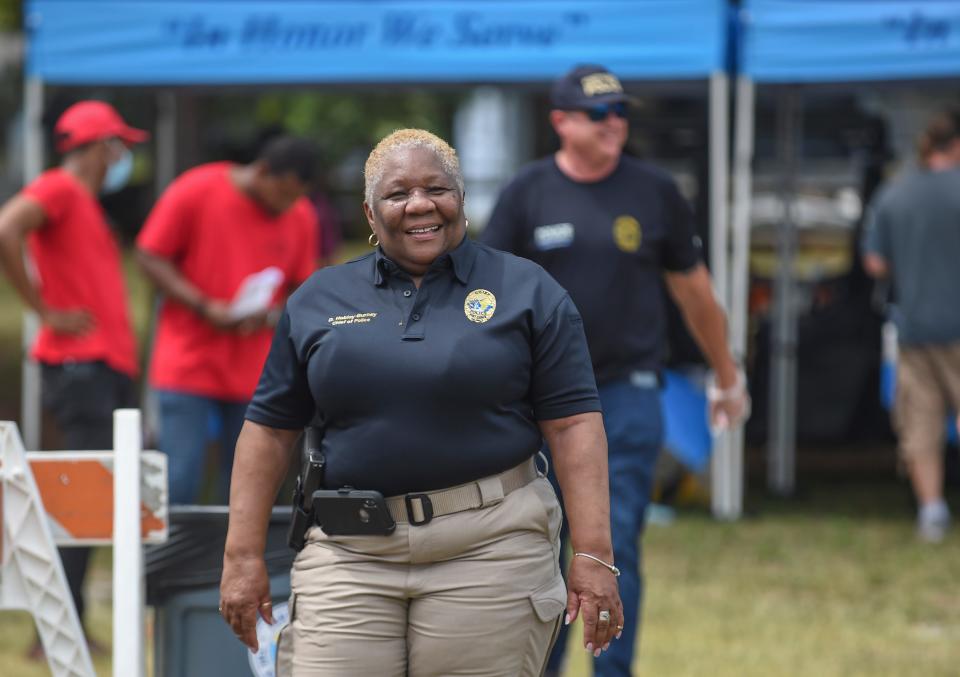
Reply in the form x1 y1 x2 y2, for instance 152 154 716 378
707 71 740 520
713 74 754 520
21 76 44 452
768 86 801 495
155 90 177 191
708 71 730 308
141 89 179 446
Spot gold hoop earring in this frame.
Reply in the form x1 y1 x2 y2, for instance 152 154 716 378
368 232 380 247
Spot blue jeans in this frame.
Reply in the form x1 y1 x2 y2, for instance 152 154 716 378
155 389 248 505
545 377 663 677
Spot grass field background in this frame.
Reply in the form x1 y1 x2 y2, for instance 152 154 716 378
2 482 959 676
2 248 960 675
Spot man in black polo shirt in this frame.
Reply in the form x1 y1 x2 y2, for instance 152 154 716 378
482 64 748 677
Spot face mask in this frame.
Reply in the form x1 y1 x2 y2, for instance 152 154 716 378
101 147 133 194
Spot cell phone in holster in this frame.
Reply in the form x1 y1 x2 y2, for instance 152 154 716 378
311 487 397 536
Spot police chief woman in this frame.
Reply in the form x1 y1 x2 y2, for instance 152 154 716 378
219 129 623 676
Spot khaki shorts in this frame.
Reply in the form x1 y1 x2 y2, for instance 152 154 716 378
277 476 566 677
894 342 960 462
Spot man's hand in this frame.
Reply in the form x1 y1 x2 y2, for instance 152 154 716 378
665 264 749 433
707 369 751 434
200 299 244 332
202 301 277 334
41 307 95 336
235 307 275 335
135 247 265 334
863 252 889 279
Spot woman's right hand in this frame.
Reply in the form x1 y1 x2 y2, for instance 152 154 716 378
219 552 274 651
220 422 302 650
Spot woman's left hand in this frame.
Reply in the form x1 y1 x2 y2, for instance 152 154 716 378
219 552 275 651
565 554 624 657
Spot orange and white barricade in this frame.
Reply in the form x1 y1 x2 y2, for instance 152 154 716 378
0 409 167 677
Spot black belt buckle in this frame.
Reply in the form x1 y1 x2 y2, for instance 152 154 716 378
404 493 434 526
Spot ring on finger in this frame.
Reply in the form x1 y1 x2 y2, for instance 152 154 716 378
598 610 611 623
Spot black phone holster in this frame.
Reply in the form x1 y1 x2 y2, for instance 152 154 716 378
288 433 396 551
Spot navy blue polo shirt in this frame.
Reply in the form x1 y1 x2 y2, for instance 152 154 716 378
482 155 701 385
246 235 600 496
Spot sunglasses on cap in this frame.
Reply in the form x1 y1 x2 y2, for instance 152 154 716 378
580 102 628 122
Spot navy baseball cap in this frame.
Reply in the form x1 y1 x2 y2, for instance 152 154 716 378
551 64 630 110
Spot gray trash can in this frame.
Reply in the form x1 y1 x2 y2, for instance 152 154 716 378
146 506 294 677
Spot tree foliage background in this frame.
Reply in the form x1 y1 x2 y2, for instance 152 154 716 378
0 0 20 31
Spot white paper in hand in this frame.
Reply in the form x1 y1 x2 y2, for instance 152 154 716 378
229 267 284 320
248 601 290 677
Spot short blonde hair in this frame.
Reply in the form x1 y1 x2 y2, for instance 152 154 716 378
363 129 464 205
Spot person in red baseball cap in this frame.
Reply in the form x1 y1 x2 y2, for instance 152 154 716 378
0 99 148 658
54 99 149 153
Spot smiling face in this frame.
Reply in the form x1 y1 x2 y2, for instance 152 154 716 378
363 145 466 279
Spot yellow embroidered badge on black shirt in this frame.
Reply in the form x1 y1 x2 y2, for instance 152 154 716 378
464 289 497 324
613 215 642 253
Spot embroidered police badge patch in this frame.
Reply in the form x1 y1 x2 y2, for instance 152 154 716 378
464 289 497 323
613 215 642 253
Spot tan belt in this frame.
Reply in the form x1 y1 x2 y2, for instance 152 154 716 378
385 456 539 526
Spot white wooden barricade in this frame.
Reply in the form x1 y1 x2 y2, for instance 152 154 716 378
0 409 168 677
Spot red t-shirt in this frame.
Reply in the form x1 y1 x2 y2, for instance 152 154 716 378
137 162 318 401
22 169 138 376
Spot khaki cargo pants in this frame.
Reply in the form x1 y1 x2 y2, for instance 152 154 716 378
277 476 566 677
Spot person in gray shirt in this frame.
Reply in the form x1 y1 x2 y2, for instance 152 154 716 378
863 109 960 542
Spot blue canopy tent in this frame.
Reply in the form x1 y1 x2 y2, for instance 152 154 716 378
22 0 745 534
27 0 726 84
734 0 960 494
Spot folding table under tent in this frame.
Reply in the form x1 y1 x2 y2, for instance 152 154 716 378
735 0 960 494
23 0 745 520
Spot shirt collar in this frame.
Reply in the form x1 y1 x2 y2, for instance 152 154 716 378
372 233 476 287
445 234 476 285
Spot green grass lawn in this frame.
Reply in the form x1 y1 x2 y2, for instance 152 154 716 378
642 485 959 676
560 481 960 676
2 482 959 676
